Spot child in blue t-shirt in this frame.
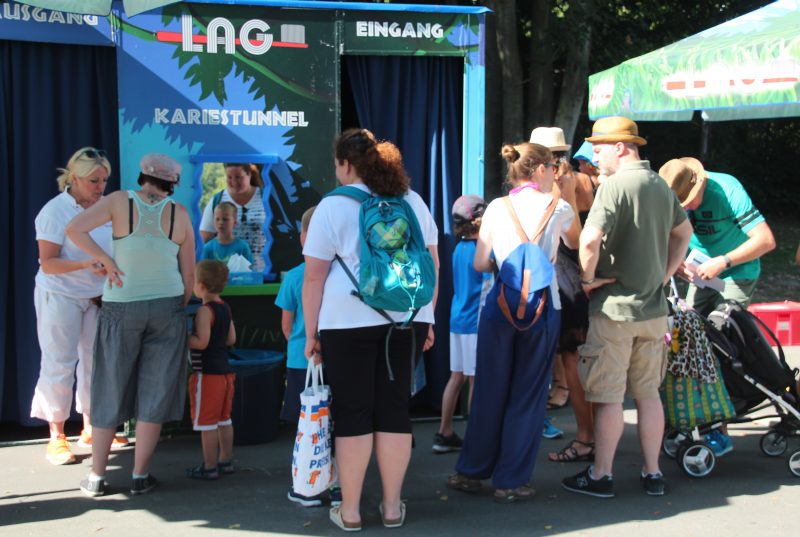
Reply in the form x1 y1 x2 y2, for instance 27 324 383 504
276 206 339 508
201 202 254 265
433 195 488 454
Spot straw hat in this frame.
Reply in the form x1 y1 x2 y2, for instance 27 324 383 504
585 116 647 146
529 127 571 152
658 157 707 208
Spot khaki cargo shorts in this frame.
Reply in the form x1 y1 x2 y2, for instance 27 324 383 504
578 315 668 404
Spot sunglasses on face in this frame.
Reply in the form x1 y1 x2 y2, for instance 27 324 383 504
79 148 107 160
545 162 559 171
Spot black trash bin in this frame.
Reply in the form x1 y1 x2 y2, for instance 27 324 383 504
228 349 285 445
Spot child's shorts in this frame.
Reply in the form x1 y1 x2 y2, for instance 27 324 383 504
189 372 236 431
280 367 307 424
449 332 477 376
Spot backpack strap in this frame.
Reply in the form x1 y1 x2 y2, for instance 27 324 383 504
211 190 224 212
497 285 549 330
502 195 558 245
324 185 372 203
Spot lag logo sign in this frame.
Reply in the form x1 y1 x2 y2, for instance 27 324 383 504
155 14 308 55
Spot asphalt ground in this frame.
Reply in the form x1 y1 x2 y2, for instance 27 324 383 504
2 347 799 537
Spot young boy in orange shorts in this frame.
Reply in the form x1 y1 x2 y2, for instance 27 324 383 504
187 259 237 479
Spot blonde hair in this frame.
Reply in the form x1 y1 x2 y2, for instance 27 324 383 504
300 206 316 233
57 147 112 192
215 201 238 217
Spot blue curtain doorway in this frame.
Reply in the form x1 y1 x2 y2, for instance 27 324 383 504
343 55 464 412
0 39 120 429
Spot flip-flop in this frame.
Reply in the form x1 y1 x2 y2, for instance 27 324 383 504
493 485 535 504
379 502 406 528
329 506 361 532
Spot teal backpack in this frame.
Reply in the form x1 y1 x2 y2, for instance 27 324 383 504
325 186 436 323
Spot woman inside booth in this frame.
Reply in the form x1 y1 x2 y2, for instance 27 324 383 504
31 147 129 466
199 163 267 272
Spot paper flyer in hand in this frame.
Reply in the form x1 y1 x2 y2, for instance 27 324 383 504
684 249 726 292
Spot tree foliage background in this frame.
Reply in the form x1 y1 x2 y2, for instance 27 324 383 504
352 0 798 217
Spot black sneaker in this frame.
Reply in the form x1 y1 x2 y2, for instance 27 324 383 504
641 472 665 496
130 474 157 495
432 432 463 453
287 489 324 507
80 477 107 498
561 466 614 498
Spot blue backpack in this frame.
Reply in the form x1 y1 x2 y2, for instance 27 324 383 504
325 186 436 324
496 196 557 331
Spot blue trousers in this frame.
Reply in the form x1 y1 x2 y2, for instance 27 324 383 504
455 288 559 489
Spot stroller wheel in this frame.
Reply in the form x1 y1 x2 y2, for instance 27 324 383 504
678 442 716 478
760 431 788 457
789 450 800 478
662 429 687 459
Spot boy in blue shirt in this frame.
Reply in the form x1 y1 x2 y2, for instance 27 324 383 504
433 195 487 453
202 202 254 265
278 206 339 507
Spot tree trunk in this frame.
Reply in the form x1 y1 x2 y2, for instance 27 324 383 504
554 23 592 146
486 0 524 145
527 0 553 130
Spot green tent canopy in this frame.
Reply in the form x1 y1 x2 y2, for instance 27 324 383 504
588 0 800 121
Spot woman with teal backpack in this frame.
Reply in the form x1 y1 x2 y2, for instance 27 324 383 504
447 142 581 503
302 129 438 531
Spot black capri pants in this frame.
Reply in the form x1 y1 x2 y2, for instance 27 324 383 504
320 322 429 437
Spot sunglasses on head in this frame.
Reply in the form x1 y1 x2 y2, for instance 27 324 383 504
79 148 107 160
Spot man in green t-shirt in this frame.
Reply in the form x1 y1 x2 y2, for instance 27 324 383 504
659 158 776 316
561 116 692 500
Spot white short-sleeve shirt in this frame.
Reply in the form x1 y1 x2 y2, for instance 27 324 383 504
303 184 439 330
481 190 574 310
34 191 113 298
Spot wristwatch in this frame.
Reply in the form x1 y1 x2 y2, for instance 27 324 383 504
723 255 732 268
580 278 596 285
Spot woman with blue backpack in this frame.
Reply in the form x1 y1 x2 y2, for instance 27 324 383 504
302 129 438 531
447 142 581 503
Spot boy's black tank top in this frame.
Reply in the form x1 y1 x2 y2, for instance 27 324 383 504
191 301 233 374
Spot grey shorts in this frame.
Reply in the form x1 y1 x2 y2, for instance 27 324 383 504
91 296 188 428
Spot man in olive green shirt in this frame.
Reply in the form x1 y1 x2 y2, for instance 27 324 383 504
562 117 693 499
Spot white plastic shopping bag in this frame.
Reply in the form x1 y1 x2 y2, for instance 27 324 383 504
291 362 335 498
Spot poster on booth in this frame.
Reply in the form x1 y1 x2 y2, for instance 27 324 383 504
114 3 337 274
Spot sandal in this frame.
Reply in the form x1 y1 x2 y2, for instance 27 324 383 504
446 473 482 493
218 460 236 475
329 506 361 532
493 485 535 504
379 502 406 528
185 464 219 480
547 439 595 463
547 385 570 410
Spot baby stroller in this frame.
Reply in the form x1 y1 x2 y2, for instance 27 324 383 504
662 297 800 478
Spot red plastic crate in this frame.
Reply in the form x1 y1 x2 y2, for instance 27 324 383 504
747 301 800 347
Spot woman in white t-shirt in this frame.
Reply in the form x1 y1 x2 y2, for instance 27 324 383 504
302 129 438 531
199 163 266 272
447 142 581 503
31 147 127 466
